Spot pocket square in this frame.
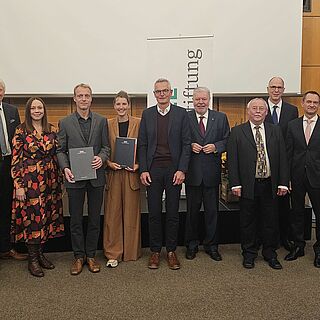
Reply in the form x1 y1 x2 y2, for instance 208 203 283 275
10 119 16 123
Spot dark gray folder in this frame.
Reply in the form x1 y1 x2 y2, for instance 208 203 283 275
114 137 137 169
69 147 97 181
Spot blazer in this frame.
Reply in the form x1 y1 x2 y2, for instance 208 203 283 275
185 109 230 187
286 115 320 188
265 100 298 139
107 115 140 191
57 111 110 188
138 104 191 173
227 121 288 200
1 102 20 149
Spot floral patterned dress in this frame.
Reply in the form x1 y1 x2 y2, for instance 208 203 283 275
11 125 64 244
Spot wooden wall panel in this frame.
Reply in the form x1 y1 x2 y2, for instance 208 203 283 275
218 98 247 128
301 66 320 93
302 17 320 65
304 0 320 17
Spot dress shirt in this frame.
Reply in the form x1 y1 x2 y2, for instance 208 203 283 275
0 102 12 155
157 104 171 116
76 111 92 143
268 98 282 122
195 110 209 130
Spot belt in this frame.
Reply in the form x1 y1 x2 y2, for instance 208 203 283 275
255 177 271 182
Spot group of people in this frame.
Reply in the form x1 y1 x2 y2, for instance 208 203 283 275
0 77 319 278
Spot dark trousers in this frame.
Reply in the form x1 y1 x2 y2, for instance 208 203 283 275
67 183 104 258
185 183 219 251
0 156 13 253
278 194 291 244
240 178 278 260
291 174 320 254
147 166 181 252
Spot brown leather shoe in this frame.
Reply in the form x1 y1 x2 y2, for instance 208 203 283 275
167 251 180 270
87 257 100 273
70 258 84 275
0 249 28 261
148 252 160 269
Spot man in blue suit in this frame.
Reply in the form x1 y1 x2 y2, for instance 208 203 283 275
185 87 229 261
138 78 191 270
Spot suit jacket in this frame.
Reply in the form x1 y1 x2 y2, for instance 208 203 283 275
286 115 320 188
106 115 140 191
185 109 230 187
138 104 191 173
265 100 298 139
1 102 20 150
227 121 288 200
57 111 110 188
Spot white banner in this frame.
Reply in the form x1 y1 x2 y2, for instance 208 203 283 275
147 35 214 109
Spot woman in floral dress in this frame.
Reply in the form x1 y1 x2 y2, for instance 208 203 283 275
11 97 64 277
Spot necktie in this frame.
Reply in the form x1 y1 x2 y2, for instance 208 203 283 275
199 116 205 136
254 126 267 178
305 119 313 145
0 111 8 156
272 105 278 125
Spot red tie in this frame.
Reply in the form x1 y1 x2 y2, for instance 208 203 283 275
199 116 205 136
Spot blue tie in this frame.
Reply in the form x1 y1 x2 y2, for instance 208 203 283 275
272 106 278 125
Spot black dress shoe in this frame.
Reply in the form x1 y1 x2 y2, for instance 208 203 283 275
314 255 320 268
205 250 222 261
186 248 197 260
281 239 294 252
284 247 305 261
243 258 255 269
267 258 283 270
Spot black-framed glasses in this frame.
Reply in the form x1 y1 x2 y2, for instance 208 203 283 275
154 89 171 95
269 86 284 91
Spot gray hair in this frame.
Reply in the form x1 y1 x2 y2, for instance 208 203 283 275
193 87 211 99
0 79 6 91
268 76 284 87
154 78 171 89
247 98 268 109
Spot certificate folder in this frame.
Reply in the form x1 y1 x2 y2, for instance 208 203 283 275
114 137 137 169
69 147 97 181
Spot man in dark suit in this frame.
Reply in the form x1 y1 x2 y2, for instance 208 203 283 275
185 87 229 261
0 79 27 261
227 98 288 269
285 91 320 267
138 78 191 270
57 83 110 275
265 76 299 251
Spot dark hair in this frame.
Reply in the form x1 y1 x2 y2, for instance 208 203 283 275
23 97 51 133
113 90 131 105
302 90 320 101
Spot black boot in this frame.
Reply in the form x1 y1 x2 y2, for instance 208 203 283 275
27 244 44 277
38 245 55 269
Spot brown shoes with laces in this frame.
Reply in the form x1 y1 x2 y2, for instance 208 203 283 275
148 252 160 269
0 249 28 261
70 258 85 275
87 257 100 273
167 251 180 270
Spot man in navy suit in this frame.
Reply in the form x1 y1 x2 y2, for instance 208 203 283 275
0 79 27 261
228 98 288 269
185 87 229 261
138 78 191 270
285 91 320 267
265 76 298 251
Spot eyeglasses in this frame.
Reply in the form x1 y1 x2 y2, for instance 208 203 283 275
154 89 171 95
269 86 284 91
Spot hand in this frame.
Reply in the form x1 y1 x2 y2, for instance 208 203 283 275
92 156 103 169
202 144 216 154
125 164 139 172
173 170 185 185
232 187 241 197
191 143 202 153
108 161 122 170
64 168 75 183
140 172 152 186
277 187 288 196
16 188 26 201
